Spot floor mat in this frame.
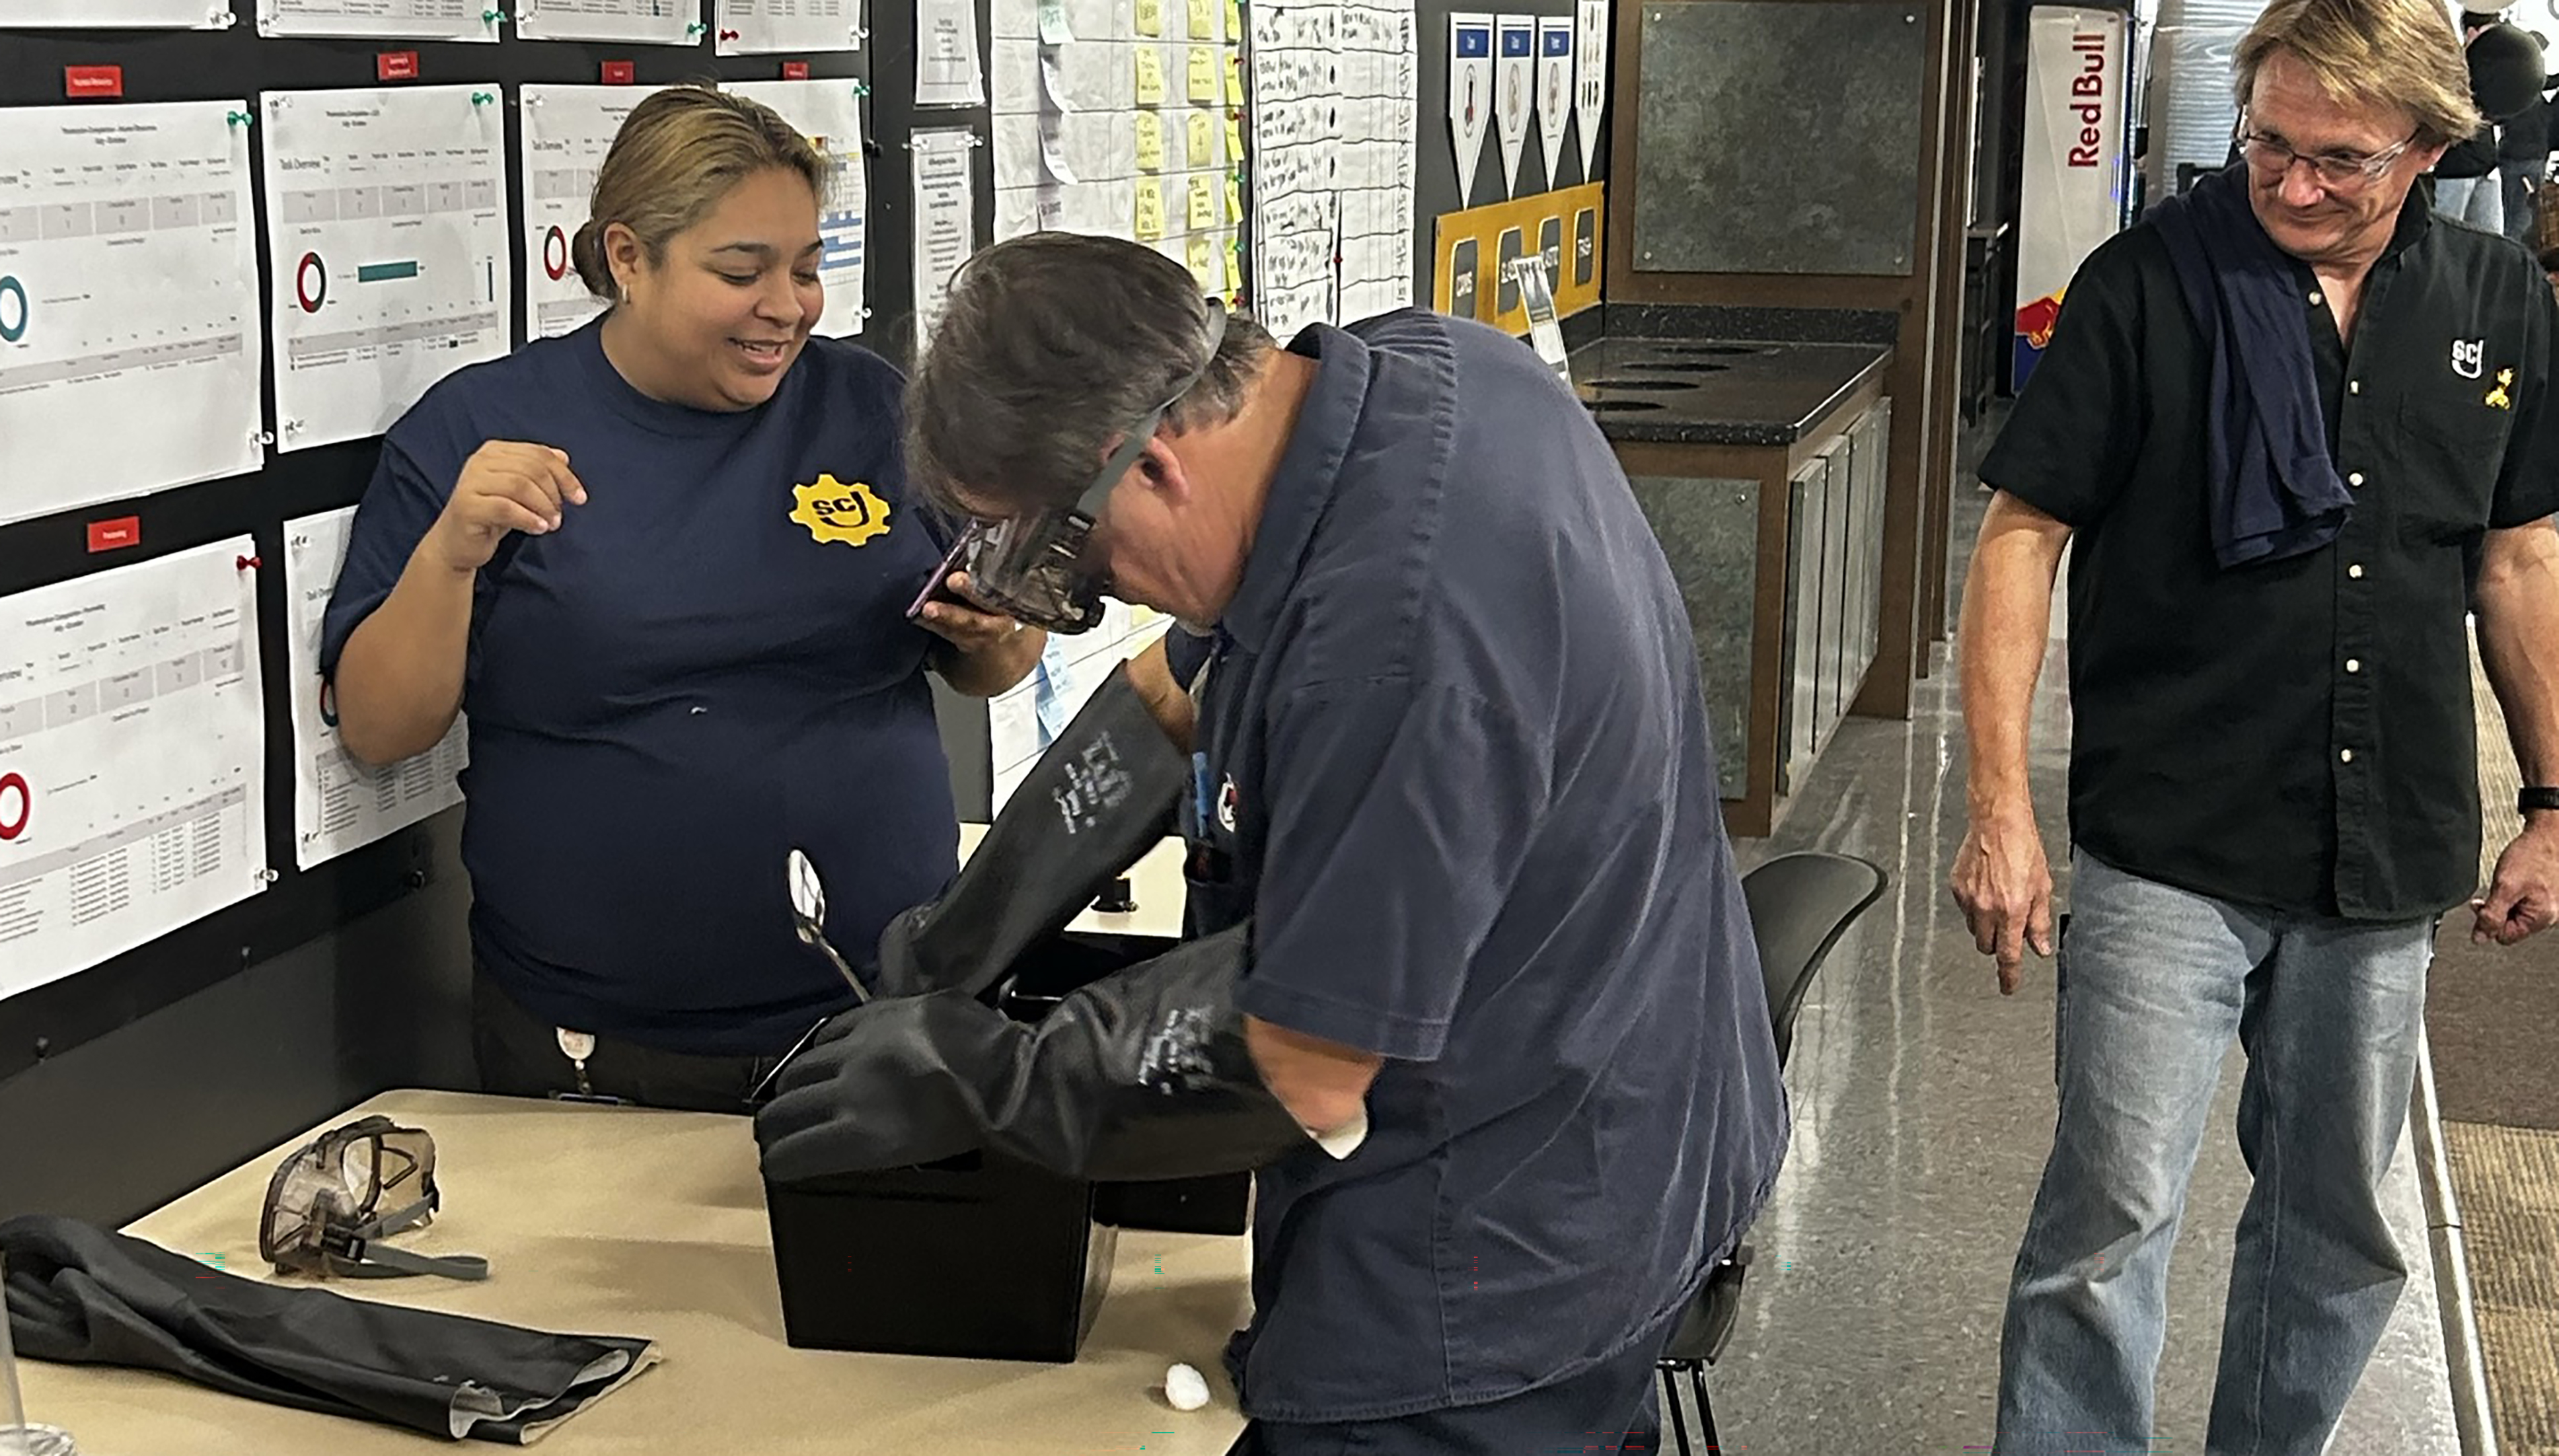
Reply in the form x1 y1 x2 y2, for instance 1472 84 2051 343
2443 1121 2559 1456
2424 637 2557 1130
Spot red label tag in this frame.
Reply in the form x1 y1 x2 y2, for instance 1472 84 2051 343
64 65 124 98
600 59 636 85
87 516 141 553
376 51 420 81
781 61 811 79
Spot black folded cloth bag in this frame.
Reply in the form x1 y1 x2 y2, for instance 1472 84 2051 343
1 1215 655 1443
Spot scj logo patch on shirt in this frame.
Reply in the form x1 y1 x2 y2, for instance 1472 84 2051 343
790 474 890 546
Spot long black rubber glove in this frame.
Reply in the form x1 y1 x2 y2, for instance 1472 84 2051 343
873 662 1189 1002
755 922 1314 1183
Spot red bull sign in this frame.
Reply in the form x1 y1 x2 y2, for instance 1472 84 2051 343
2015 8 2128 392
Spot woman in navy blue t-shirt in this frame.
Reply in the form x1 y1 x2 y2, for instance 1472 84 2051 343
322 87 1043 1110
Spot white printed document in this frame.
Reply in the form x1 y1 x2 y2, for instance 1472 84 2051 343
0 0 229 26
261 85 511 453
724 80 870 336
0 538 268 998
257 0 500 41
519 84 667 339
0 101 266 527
516 0 704 44
714 0 866 54
283 508 465 871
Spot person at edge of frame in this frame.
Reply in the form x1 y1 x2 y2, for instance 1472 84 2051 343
759 230 1791 1454
1952 0 2559 1449
323 87 1041 1113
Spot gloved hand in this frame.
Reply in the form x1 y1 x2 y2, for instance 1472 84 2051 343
755 923 1315 1184
874 662 1189 1001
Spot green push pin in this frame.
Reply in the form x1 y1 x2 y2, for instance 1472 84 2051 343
225 109 252 127
471 91 497 106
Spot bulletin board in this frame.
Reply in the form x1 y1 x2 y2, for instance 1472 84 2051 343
0 3 994 1083
0 0 1610 1083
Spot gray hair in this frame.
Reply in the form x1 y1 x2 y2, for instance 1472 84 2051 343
905 233 1275 515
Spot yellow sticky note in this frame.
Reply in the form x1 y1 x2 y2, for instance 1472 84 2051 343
1186 46 1219 104
1188 0 1216 38
1135 0 1162 36
1134 177 1166 240
1222 240 1239 293
1136 111 1166 171
1187 110 1216 167
1134 46 1167 106
1224 52 1245 105
1225 116 1243 160
1186 233 1216 289
1187 173 1218 231
1225 173 1243 223
1226 0 1241 40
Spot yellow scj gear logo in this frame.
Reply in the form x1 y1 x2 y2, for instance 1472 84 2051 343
790 474 891 546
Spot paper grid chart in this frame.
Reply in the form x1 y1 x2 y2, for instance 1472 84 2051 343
260 85 512 453
0 538 268 998
1248 0 1417 339
723 79 871 336
518 85 668 340
281 508 466 872
714 0 866 54
257 0 500 42
988 602 1175 813
990 0 1246 303
0 0 229 26
515 0 706 46
0 101 266 527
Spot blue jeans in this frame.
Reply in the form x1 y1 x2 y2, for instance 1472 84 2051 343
1994 851 2435 1456
2433 173 2503 235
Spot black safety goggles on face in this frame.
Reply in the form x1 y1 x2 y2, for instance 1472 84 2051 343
258 1116 489 1281
951 299 1230 634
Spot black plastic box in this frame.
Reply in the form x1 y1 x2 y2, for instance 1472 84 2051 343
1095 1172 1252 1235
761 934 1136 1363
765 1149 1117 1363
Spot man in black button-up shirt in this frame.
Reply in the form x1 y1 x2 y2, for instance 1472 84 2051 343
1953 0 2559 1450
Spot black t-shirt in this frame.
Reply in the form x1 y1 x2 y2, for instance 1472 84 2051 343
1980 193 2559 920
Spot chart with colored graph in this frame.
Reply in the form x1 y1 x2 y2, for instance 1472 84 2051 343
260 84 511 453
519 83 669 340
0 100 265 527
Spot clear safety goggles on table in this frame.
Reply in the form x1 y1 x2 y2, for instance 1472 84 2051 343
258 1116 487 1282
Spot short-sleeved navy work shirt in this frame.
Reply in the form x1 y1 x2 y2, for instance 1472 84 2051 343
1171 311 1789 1421
322 321 959 1054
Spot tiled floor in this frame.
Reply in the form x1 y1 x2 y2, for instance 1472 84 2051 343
1703 487 2461 1453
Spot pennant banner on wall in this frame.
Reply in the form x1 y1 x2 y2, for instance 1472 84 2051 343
1495 14 1534 197
1536 17 1573 187
1449 15 1495 205
1573 0 1608 178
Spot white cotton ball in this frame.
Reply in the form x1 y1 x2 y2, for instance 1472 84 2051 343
1164 1362 1210 1412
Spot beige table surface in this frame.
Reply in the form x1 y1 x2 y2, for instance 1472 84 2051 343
23 1089 1251 1456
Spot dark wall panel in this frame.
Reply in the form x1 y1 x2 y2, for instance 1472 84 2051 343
0 8 939 1219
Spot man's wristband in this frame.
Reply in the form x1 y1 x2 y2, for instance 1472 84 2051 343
2523 787 2559 814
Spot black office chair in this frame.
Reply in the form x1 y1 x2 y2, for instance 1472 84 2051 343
1657 851 1888 1456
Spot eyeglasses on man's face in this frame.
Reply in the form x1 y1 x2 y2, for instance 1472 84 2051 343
2235 115 2420 190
